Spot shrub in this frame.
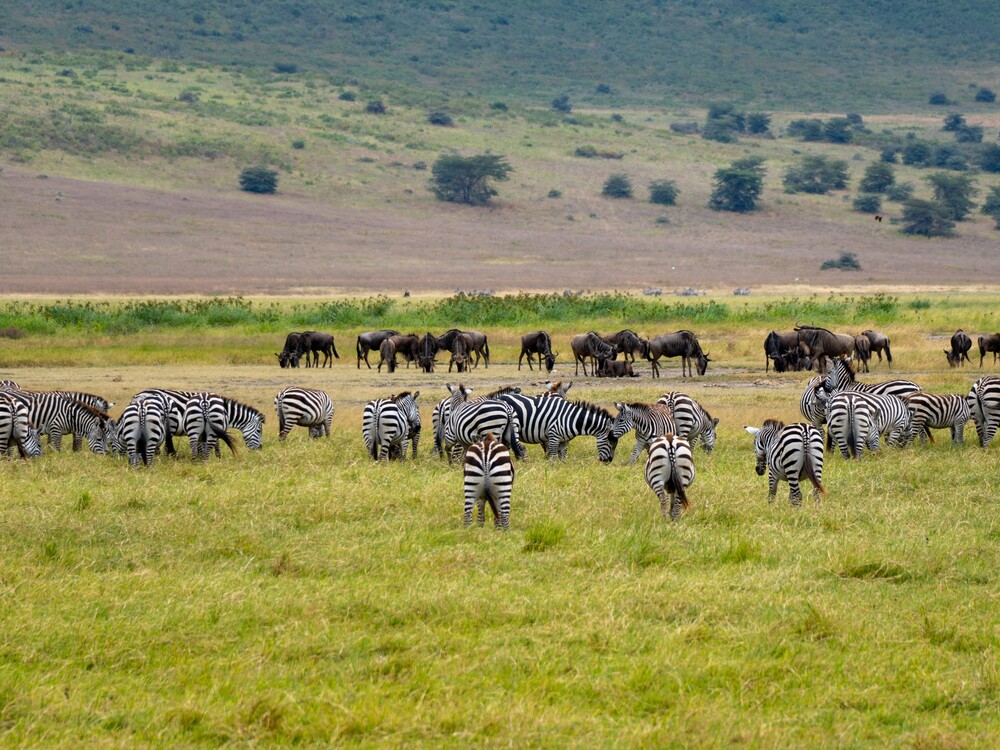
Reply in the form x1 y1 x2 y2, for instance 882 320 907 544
955 125 983 143
709 158 765 213
365 100 386 114
176 89 199 103
648 179 679 205
902 142 933 167
273 63 298 74
746 113 771 134
925 172 978 220
551 95 572 113
669 121 700 134
291 140 305 150
981 186 1000 228
703 103 745 142
602 174 633 199
980 143 1000 173
880 148 898 163
338 91 356 101
595 83 611 94
429 154 512 205
547 189 562 198
942 113 966 131
702 120 738 143
928 92 950 105
859 162 895 193
783 155 849 194
823 117 853 143
238 166 278 194
852 193 881 213
975 87 996 103
489 101 508 111
902 199 955 237
820 252 861 271
885 182 915 202
427 110 454 126
574 145 623 159
786 118 824 141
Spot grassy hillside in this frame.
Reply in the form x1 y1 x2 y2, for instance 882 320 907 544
3 1 1000 110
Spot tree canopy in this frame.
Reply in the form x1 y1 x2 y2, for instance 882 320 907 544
429 154 513 206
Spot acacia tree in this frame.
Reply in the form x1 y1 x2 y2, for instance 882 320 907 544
859 162 895 193
709 157 766 212
981 186 1000 229
430 154 513 205
902 199 955 237
925 172 978 220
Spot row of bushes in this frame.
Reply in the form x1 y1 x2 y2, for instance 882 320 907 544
0 294 904 336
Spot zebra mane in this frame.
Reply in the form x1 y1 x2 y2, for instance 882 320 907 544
391 391 413 401
835 357 858 381
762 418 785 430
624 402 666 415
230 398 264 418
71 399 110 421
571 400 612 420
484 385 521 398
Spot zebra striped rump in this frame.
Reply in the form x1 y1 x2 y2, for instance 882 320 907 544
274 387 334 440
745 420 826 507
463 433 514 530
644 434 695 521
968 376 1000 448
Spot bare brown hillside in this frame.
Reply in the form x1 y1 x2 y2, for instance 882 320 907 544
2 169 997 295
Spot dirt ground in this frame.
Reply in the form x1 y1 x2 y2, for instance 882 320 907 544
3 169 999 295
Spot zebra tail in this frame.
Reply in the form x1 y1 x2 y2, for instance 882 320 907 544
671 466 689 509
802 448 828 495
212 423 239 455
885 340 892 365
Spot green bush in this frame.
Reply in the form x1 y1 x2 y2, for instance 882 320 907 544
852 193 881 213
885 182 915 202
901 199 955 237
709 158 765 212
783 155 849 194
928 92 950 105
820 252 861 271
238 166 278 194
365 100 386 114
429 154 512 206
648 179 679 205
974 87 996 103
428 110 454 126
602 173 633 199
859 162 895 193
981 186 1000 229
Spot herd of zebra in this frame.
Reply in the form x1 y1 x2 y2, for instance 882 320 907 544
3 359 999 527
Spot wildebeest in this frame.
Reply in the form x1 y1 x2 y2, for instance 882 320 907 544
853 334 872 373
448 332 475 373
519 331 557 372
764 330 802 373
570 332 617 376
978 333 1000 368
275 332 302 368
862 330 893 367
417 332 440 373
946 329 973 367
297 331 340 368
462 330 490 368
597 359 639 378
378 338 398 373
382 334 419 369
603 330 649 363
794 325 855 374
356 329 399 369
646 330 709 378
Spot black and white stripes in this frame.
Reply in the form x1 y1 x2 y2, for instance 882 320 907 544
463 433 514 530
745 420 826 506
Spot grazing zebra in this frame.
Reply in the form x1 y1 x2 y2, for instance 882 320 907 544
902 392 970 445
644 434 695 521
496 392 617 461
463 433 514 530
610 402 677 465
182 392 237 459
362 391 421 461
118 393 170 467
0 380 21 392
968 376 1000 448
656 392 719 452
442 384 524 463
826 391 875 459
432 386 522 458
275 387 334 440
0 393 42 458
218 398 265 452
822 357 920 400
4 391 110 454
744 420 826 506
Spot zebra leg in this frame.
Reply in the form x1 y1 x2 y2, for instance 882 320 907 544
399 438 409 461
72 433 84 451
767 470 779 503
627 437 645 465
49 430 63 451
463 486 476 526
477 497 486 527
546 433 561 459
787 477 803 507
670 492 683 521
411 432 420 459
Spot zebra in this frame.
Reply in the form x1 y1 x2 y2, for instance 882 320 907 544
182 392 237 460
902 392 971 446
4 390 110 454
496 392 617 461
118 393 170 467
0 380 21 392
610 402 677 465
432 386 522 458
362 391 420 461
0 393 42 458
463 433 514 530
134 389 262 453
822 358 920 400
968 376 1000 448
542 380 572 398
274 387 334 440
656 392 719 452
819 388 912 451
442 384 525 464
825 391 875 459
744 420 826 506
644 434 696 521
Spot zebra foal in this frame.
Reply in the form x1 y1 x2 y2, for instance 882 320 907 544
744 420 827 506
644 434 695 521
656 392 719 452
902 392 970 445
611 402 677 465
463 433 514 530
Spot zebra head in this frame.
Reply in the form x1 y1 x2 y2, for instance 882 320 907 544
392 391 421 431
242 413 265 450
744 422 779 476
701 416 720 453
87 421 109 455
611 403 635 441
21 425 43 459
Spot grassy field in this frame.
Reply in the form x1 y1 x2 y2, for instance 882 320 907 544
2 295 1000 746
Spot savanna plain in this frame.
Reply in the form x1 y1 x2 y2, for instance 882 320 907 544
1 293 999 748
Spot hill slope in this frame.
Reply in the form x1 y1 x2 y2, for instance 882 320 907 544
3 1 1000 110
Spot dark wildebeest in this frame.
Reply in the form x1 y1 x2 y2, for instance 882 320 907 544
597 359 639 378
385 334 419 369
417 332 440 373
275 332 302 368
764 330 800 373
862 330 893 367
297 331 340 368
448 332 475 373
946 329 973 367
603 330 649 363
646 331 709 378
461 330 490 368
356 329 399 369
794 325 855 374
378 338 398 373
519 331 557 372
979 334 1000 368
853 334 872 373
570 332 617 376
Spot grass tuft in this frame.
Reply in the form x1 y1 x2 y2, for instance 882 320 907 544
522 520 566 552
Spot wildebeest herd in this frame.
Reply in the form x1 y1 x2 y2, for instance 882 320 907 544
4 321 1000 529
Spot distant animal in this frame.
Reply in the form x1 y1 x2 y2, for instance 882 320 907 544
417 332 440 373
646 330 709 378
744 420 827 506
356 329 398 369
448 332 475 373
656 392 718 452
296 331 340 368
946 329 973 367
978 333 1000 368
603 330 649 363
610 402 677 464
377 338 397 373
518 331 557 372
764 330 801 373
862 330 893 367
853 334 872 373
570 332 617 376
968 376 1000 448
902 392 970 446
874 215 883 222
463 433 514 530
794 325 855 374
274 387 334 440
276 332 302 368
597 359 638 378
644 434 695 521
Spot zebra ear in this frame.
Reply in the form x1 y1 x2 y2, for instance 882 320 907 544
564 381 573 392
713 417 720 427
614 402 624 411
744 426 760 436
412 390 420 400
